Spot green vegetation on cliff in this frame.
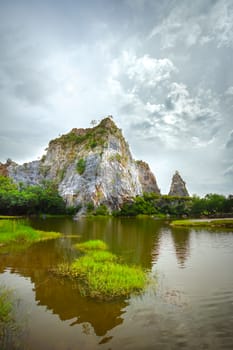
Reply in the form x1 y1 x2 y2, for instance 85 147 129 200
49 117 119 151
76 158 86 175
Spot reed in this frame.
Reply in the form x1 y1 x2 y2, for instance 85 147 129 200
0 287 12 326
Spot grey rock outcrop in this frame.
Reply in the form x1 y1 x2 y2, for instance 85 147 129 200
168 171 189 197
8 161 42 186
4 117 161 210
136 160 160 194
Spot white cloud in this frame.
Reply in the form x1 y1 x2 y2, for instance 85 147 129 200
212 0 233 48
148 0 233 49
145 102 163 113
107 52 221 151
111 51 176 87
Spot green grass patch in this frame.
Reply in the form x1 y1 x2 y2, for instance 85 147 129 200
171 218 233 228
0 219 61 246
75 239 108 252
83 250 117 262
0 215 23 219
54 241 147 300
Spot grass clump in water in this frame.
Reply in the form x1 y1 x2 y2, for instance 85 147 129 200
0 287 12 326
0 286 25 349
75 239 108 252
0 287 13 347
84 261 146 299
0 219 61 246
54 240 147 300
171 218 233 228
0 286 16 346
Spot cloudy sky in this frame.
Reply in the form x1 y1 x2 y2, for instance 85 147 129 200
0 0 232 195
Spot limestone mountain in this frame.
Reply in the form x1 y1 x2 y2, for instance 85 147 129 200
168 171 189 197
2 117 160 210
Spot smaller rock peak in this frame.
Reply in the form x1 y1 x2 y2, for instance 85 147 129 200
168 171 189 197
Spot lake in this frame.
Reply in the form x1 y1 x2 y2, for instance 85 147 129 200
1 217 233 349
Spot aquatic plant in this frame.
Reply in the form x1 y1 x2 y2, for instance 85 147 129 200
0 285 29 349
75 239 108 251
54 240 147 300
0 286 18 348
0 219 61 245
80 259 146 299
171 219 233 228
0 287 12 326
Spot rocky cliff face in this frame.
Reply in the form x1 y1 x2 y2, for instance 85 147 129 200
168 171 189 197
136 160 160 194
3 117 161 210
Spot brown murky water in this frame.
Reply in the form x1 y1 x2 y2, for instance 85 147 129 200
1 217 233 349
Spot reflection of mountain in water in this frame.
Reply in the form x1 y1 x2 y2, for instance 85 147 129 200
0 217 164 336
36 277 127 336
170 228 191 267
30 217 159 269
0 239 127 336
151 228 162 264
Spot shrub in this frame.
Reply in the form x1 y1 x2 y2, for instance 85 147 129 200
0 177 66 215
86 202 94 213
76 158 86 175
89 139 97 149
94 204 109 216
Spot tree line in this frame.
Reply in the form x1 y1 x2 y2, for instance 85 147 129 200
113 193 233 217
0 176 74 215
0 176 232 217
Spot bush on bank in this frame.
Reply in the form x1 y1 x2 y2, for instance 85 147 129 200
0 176 78 215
